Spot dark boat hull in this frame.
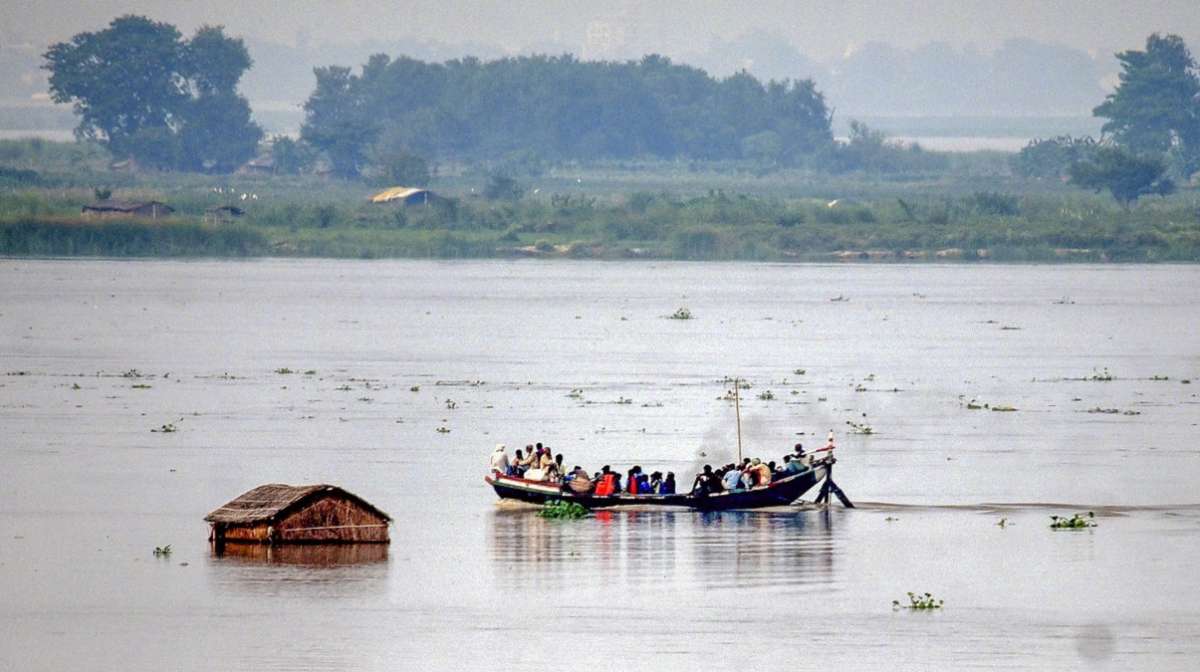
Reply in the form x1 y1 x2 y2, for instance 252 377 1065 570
486 464 826 511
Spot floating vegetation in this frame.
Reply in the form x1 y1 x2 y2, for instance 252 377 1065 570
131 384 152 389
567 388 584 399
893 592 943 610
274 367 294 375
151 422 177 433
830 295 849 302
965 400 985 410
71 382 81 390
122 369 143 379
996 517 1008 528
1183 379 1192 385
538 500 589 520
1050 512 1097 529
153 545 172 557
846 417 874 434
615 396 633 405
1053 297 1076 305
436 426 451 433
1088 368 1114 382
1000 325 1022 330
885 516 898 522
445 399 457 409
1084 407 1139 415
793 368 807 375
410 385 420 392
758 390 775 401
854 384 867 392
357 397 373 403
991 405 1018 412
1150 375 1169 381
668 306 693 320
641 401 664 408
335 384 352 391
304 370 317 375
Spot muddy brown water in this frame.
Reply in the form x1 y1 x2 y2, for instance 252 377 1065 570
2 259 1199 671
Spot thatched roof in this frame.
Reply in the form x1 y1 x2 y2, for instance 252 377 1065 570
204 484 391 525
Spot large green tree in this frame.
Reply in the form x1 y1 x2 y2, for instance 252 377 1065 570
44 16 262 172
1069 146 1174 207
1094 34 1200 177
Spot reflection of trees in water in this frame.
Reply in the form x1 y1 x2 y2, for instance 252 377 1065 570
488 508 836 591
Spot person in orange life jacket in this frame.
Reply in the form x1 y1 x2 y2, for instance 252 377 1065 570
594 465 621 496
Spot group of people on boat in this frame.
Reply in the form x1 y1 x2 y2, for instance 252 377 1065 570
489 436 830 498
690 443 815 495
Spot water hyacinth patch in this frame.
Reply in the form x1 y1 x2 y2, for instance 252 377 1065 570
893 592 943 610
1050 512 1097 529
538 500 589 520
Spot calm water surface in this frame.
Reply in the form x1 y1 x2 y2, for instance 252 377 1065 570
2 259 1199 671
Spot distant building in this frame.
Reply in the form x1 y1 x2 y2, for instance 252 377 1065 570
369 186 436 206
204 205 245 223
237 155 276 175
81 200 173 219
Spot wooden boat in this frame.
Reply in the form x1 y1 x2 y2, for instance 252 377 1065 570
485 457 833 511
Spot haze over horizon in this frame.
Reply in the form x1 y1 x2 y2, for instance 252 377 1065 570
3 1 1200 128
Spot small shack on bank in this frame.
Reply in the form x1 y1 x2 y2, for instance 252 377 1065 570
369 186 435 206
82 200 174 219
205 484 391 545
204 205 245 223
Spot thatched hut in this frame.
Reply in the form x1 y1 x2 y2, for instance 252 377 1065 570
205 484 391 545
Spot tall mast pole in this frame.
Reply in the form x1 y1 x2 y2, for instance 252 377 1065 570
734 377 743 464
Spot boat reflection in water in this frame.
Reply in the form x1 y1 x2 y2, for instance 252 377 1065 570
211 542 390 566
488 505 838 594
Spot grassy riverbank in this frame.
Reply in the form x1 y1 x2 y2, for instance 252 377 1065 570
2 139 1199 261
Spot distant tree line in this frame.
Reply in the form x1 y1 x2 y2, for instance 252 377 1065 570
43 15 262 173
299 54 836 176
1014 33 1199 205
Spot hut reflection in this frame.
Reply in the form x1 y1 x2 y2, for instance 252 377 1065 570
211 542 389 566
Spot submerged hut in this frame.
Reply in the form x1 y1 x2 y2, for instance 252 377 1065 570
205 484 391 545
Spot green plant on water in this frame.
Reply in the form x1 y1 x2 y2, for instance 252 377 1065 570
131 383 151 389
1150 375 1169 381
616 396 633 404
846 417 874 435
153 545 171 557
793 368 806 375
991 405 1018 412
436 426 450 433
965 399 985 410
1050 512 1097 529
538 499 589 520
758 390 775 400
893 592 943 610
151 422 177 433
567 388 584 399
304 370 317 375
410 385 420 392
997 517 1008 528
445 399 457 409
668 307 693 320
71 382 81 390
335 384 352 391
122 368 143 379
274 367 294 374
1088 367 1114 381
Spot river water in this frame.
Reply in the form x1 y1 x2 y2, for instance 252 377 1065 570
2 259 1198 671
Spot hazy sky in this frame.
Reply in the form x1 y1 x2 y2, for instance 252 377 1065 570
4 0 1200 61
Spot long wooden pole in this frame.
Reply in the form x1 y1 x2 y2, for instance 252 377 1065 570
734 377 743 464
